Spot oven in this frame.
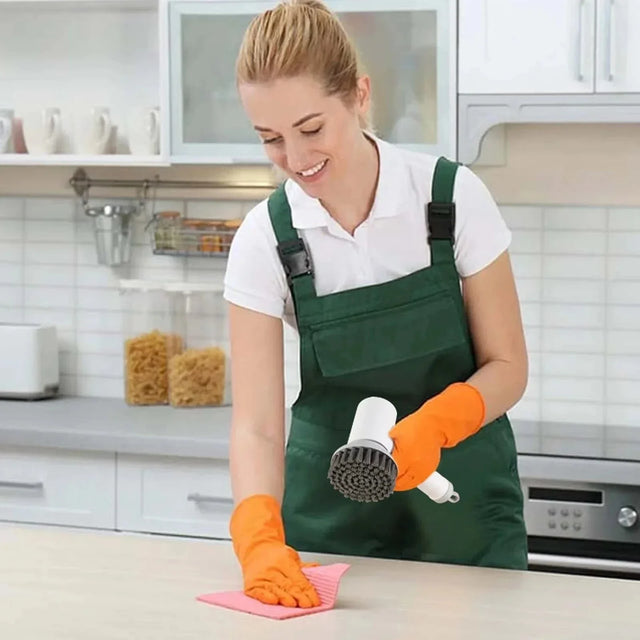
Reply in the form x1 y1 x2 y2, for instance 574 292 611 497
515 433 640 580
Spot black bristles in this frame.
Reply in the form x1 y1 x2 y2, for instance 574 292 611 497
327 445 397 503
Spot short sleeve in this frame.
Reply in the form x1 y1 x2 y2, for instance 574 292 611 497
223 200 289 318
452 166 512 278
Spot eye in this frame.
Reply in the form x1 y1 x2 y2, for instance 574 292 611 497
301 126 322 136
262 136 283 145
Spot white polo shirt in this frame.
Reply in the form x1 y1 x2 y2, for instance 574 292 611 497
223 135 511 326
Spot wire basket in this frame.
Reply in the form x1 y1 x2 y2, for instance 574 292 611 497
149 214 241 258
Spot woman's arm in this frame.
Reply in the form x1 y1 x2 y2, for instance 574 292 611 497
228 302 286 504
462 250 528 424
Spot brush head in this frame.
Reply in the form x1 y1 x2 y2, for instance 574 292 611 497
327 439 397 503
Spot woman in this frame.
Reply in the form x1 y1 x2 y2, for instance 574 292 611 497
224 0 528 608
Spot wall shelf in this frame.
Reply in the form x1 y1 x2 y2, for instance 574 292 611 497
0 154 169 167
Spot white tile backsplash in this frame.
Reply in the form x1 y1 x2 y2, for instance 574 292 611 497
609 208 640 230
543 230 607 255
0 263 23 285
542 279 606 304
543 207 607 230
609 232 640 255
0 198 23 219
0 219 24 241
24 243 76 265
25 198 76 221
24 265 75 287
2 195 639 430
0 242 23 262
542 304 605 329
0 285 22 308
24 286 75 309
542 255 606 279
25 220 74 243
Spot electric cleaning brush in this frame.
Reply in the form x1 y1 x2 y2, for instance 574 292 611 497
328 396 460 504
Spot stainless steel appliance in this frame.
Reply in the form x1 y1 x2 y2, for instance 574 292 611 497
513 420 640 579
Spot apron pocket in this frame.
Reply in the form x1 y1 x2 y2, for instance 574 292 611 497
311 292 467 377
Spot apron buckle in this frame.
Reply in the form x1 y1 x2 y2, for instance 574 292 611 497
426 201 456 243
277 238 313 285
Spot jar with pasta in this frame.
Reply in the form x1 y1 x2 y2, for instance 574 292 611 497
165 282 229 408
120 280 183 406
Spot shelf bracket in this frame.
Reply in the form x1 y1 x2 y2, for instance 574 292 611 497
458 93 640 165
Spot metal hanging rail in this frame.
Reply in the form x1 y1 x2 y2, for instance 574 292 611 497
69 168 277 200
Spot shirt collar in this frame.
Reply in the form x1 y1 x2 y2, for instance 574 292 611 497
284 132 410 230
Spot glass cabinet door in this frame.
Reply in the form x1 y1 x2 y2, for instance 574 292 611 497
169 0 456 163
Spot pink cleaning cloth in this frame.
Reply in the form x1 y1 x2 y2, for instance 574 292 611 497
196 563 350 619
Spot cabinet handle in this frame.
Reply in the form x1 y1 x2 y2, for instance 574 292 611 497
187 493 232 505
576 0 588 82
607 0 617 81
0 481 44 490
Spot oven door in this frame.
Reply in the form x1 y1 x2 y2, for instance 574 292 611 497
528 537 640 579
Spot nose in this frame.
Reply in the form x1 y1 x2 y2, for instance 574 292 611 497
285 138 311 174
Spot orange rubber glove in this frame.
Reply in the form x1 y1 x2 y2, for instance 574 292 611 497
229 493 321 608
389 382 486 491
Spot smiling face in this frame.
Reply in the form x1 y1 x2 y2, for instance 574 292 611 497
238 74 370 199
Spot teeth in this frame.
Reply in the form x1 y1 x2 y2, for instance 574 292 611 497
298 160 326 177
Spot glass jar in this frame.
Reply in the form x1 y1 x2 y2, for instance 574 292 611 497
165 282 229 408
120 280 183 406
153 211 181 252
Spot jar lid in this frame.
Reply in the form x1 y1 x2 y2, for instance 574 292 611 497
119 279 167 292
164 282 224 294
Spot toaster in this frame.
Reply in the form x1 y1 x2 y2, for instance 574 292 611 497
0 324 59 399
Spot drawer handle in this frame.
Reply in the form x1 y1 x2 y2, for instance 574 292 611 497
0 481 44 490
187 493 232 505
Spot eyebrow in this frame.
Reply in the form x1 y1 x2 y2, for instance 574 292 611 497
254 112 323 133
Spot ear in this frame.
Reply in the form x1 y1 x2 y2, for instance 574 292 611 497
355 75 372 116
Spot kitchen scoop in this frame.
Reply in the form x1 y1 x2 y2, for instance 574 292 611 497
327 396 460 504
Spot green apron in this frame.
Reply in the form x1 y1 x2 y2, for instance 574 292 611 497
268 157 528 570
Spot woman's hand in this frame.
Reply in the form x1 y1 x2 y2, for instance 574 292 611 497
389 382 485 491
230 494 321 608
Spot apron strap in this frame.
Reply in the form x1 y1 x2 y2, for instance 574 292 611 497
427 157 460 266
267 184 317 309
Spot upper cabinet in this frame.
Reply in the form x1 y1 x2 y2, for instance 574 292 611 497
168 0 457 163
595 0 640 93
0 0 165 166
458 0 640 164
460 0 595 94
459 0 640 95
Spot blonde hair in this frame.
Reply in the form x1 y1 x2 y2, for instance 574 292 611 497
236 0 372 129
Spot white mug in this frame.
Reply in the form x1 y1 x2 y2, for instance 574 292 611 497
126 106 160 155
74 107 112 155
0 109 14 153
22 108 62 155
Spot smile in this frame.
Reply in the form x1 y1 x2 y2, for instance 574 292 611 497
297 159 328 177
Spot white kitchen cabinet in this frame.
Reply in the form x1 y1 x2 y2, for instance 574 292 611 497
596 0 640 93
116 453 233 538
460 0 640 95
459 0 596 94
0 446 116 529
168 0 456 163
0 0 167 166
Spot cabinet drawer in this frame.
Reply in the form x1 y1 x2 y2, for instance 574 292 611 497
116 454 232 538
0 446 116 529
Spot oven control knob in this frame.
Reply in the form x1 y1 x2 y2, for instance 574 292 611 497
617 506 638 529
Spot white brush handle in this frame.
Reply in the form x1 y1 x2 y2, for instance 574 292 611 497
350 397 460 504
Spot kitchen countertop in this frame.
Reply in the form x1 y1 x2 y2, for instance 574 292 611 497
1 395 640 463
2 523 639 640
0 396 231 458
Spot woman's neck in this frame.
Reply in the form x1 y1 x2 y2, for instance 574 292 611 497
320 132 380 236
